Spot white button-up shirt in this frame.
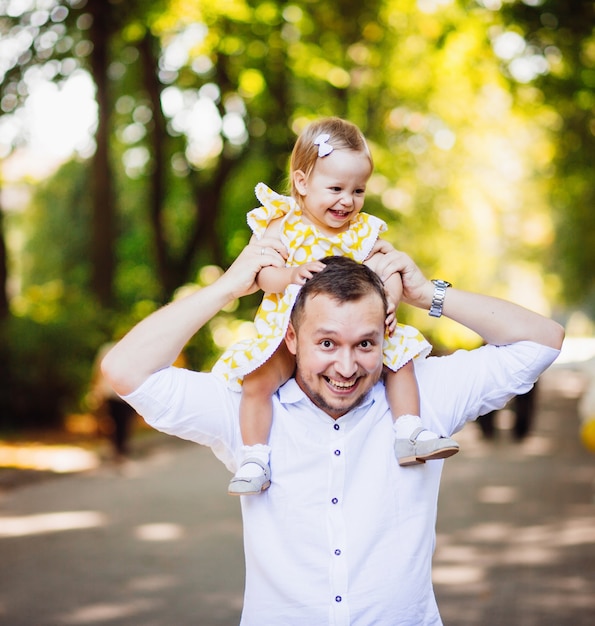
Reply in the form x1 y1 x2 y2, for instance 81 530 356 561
124 341 559 625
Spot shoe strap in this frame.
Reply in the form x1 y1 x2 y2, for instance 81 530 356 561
409 427 427 443
240 457 271 479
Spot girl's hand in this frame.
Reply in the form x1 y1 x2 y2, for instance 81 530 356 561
289 261 326 286
385 298 397 336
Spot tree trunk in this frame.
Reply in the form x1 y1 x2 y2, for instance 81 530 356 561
0 190 9 319
87 0 116 307
138 33 172 299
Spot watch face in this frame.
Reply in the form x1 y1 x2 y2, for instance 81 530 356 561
432 279 452 288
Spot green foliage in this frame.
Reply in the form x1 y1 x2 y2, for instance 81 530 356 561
4 0 595 433
499 0 595 309
0 289 105 430
19 160 91 291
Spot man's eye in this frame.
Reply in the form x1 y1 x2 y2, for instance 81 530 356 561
360 340 371 348
321 340 333 348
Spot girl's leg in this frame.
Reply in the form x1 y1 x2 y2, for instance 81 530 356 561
228 343 295 495
386 362 459 466
385 360 420 421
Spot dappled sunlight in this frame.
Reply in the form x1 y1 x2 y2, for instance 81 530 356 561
519 433 554 456
542 367 590 400
134 522 184 542
195 590 245 614
476 485 518 504
210 317 257 350
432 565 485 585
553 337 595 367
0 441 100 473
0 510 107 538
435 374 595 622
434 519 591 583
126 574 178 592
435 514 595 586
555 518 595 548
465 521 514 542
500 543 557 567
60 598 159 625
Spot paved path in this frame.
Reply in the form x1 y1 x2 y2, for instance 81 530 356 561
433 365 595 625
1 365 594 625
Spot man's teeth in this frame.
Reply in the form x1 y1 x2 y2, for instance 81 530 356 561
328 378 355 389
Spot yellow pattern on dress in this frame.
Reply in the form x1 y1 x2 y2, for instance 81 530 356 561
212 183 431 391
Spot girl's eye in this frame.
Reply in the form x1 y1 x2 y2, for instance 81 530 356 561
360 340 371 348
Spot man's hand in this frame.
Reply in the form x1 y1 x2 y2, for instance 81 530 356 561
365 240 433 310
222 237 288 300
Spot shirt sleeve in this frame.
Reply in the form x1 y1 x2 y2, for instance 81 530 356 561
121 367 241 472
415 341 560 436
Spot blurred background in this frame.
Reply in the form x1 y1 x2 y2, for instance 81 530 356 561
0 0 594 449
1 3 595 625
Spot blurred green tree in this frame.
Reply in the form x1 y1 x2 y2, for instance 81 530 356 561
2 0 590 429
499 0 595 310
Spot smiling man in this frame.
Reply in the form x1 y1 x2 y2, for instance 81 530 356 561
102 241 563 626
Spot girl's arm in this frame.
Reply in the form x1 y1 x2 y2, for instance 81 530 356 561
255 221 325 293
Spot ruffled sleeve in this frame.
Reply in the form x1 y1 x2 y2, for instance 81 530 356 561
247 183 298 238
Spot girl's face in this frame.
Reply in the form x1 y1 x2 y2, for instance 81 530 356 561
293 149 372 235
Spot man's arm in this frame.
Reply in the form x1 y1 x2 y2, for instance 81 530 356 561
101 237 288 396
365 241 564 350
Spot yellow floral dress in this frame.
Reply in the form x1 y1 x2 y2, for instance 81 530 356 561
212 183 431 391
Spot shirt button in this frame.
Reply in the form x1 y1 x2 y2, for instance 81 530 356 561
334 449 341 456
331 497 338 504
335 549 341 555
334 424 340 430
335 596 342 602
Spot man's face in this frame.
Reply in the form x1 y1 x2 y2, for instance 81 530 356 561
285 292 385 419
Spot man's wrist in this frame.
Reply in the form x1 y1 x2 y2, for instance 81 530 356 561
428 279 452 318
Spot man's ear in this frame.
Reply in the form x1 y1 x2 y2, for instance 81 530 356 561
293 170 308 196
285 322 297 355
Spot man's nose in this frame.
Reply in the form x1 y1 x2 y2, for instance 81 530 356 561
335 349 357 378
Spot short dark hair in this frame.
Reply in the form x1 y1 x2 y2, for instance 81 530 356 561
290 256 388 329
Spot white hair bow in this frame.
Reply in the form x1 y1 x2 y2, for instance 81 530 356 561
313 133 333 157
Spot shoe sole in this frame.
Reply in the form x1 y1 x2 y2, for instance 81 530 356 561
228 480 271 496
398 446 460 466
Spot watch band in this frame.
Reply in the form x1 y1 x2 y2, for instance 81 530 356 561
428 279 452 318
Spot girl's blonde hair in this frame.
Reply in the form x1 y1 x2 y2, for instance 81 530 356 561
288 117 373 201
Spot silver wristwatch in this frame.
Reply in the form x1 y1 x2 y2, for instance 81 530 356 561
428 279 452 318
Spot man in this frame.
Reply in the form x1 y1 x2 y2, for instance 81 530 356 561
102 239 563 625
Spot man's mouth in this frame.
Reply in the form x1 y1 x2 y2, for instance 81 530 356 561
324 376 357 391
